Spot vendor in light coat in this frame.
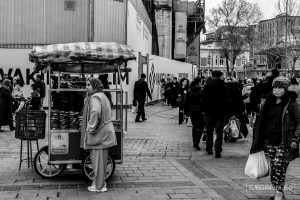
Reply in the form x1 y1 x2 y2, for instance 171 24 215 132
81 78 117 193
250 76 300 200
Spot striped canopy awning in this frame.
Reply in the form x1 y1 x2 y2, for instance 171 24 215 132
29 42 136 64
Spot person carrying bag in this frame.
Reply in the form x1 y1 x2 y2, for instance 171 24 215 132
249 77 300 200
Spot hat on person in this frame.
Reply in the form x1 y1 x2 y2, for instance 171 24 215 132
2 79 11 87
211 70 223 78
272 76 290 88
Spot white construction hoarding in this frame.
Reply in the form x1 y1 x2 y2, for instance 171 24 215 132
0 49 193 107
127 1 152 55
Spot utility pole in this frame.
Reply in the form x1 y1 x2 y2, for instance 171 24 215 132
285 0 288 75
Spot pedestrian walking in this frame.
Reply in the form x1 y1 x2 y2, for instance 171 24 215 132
36 74 46 110
160 78 166 103
184 77 204 150
250 69 279 114
250 76 300 200
178 78 189 124
81 78 117 193
2 74 13 93
12 77 24 99
164 77 172 105
170 77 180 108
242 78 254 116
202 70 231 158
12 77 24 113
225 77 248 140
288 77 300 105
133 73 152 122
0 79 15 131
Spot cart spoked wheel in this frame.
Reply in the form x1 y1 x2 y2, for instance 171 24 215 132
82 152 115 181
34 146 65 178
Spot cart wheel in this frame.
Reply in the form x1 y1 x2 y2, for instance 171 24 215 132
34 146 65 178
82 152 115 181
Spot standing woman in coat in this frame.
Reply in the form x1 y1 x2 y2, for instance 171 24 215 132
0 79 15 131
251 76 300 200
178 78 189 124
81 78 117 192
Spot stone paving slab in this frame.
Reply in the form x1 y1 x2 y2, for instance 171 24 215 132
0 103 300 199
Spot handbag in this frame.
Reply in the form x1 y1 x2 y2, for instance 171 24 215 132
131 105 137 113
176 96 182 105
133 99 137 107
244 151 269 179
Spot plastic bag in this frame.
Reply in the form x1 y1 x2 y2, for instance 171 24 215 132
244 151 269 179
230 119 240 138
131 106 137 113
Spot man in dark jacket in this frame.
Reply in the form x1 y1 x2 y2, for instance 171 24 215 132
133 73 152 122
202 70 231 158
184 77 204 150
36 74 46 110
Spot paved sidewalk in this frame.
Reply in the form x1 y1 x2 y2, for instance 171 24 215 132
0 103 299 199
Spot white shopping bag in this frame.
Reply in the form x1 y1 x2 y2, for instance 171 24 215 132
230 119 239 138
131 106 137 113
244 151 269 179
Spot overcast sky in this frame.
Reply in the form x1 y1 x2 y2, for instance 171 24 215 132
205 0 279 20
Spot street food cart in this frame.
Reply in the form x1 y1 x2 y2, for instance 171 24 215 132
29 42 135 180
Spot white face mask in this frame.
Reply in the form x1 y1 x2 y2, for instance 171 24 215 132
273 88 285 97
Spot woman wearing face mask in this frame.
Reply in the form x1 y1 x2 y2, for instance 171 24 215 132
250 76 300 200
81 78 117 192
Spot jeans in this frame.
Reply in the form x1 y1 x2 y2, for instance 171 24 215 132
205 115 224 153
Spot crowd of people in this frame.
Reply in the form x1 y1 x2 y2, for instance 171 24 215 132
0 74 46 132
156 69 300 200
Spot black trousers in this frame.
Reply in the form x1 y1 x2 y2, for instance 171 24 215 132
178 106 184 124
205 116 224 153
136 100 145 120
190 112 204 145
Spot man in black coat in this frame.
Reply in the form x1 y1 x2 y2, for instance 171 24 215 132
133 73 152 122
202 70 231 158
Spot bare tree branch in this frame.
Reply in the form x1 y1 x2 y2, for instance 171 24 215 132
206 0 263 75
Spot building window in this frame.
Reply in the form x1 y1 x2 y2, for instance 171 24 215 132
220 57 224 66
242 57 247 66
215 56 218 66
200 58 207 66
207 54 211 66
